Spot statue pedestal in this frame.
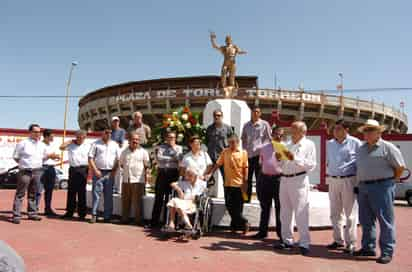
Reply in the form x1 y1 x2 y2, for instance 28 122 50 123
203 99 251 198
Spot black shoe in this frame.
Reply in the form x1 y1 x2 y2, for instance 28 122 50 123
327 242 345 249
353 249 376 257
243 222 250 234
45 211 58 217
251 232 267 239
299 247 310 256
61 213 73 219
89 216 97 224
376 255 392 264
12 217 21 224
28 215 42 221
274 242 293 250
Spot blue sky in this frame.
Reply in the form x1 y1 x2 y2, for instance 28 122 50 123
1 0 411 130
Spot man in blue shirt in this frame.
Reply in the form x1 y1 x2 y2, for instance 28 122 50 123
326 119 361 254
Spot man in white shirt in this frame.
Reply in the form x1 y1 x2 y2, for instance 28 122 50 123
88 129 121 223
60 130 90 220
275 121 316 256
12 124 59 224
38 129 60 217
114 132 150 225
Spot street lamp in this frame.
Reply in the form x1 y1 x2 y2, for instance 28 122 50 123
61 61 78 167
338 72 344 97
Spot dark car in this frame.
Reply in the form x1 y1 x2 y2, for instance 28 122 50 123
0 166 67 190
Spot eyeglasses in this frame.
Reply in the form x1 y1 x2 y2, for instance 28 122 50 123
214 114 222 118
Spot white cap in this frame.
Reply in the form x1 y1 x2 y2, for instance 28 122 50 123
111 116 120 122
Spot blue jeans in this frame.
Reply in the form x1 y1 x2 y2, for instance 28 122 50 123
358 179 396 257
92 171 114 220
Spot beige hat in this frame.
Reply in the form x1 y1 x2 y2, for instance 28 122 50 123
358 119 385 133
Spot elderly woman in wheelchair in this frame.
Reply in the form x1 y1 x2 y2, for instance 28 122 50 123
166 167 207 231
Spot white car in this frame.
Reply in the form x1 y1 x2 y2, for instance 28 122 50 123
395 169 412 206
55 168 69 190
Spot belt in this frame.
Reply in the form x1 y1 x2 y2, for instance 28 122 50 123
261 173 282 178
327 174 356 179
71 165 88 169
282 171 307 178
361 177 394 185
43 165 55 168
99 169 112 172
20 168 43 173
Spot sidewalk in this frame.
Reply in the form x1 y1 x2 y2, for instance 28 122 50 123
1 190 411 272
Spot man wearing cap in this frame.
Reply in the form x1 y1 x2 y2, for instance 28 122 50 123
128 111 151 145
326 119 361 254
111 116 126 148
241 106 272 202
252 126 284 240
275 121 316 256
354 119 405 264
60 130 90 220
88 129 121 223
11 124 60 224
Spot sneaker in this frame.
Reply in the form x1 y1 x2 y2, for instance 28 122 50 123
376 255 392 264
353 248 376 257
12 217 21 224
299 247 310 256
251 232 267 240
28 215 42 221
274 242 293 251
89 216 97 224
326 241 345 249
344 245 356 255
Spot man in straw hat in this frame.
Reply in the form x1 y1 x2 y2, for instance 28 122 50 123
354 119 405 264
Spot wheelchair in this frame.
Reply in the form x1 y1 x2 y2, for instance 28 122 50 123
161 189 213 240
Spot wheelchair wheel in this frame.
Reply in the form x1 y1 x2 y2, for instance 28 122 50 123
201 198 213 233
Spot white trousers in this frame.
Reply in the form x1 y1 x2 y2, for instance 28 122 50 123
279 175 310 249
327 176 358 247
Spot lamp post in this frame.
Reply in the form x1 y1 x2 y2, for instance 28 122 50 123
338 72 344 97
61 61 78 167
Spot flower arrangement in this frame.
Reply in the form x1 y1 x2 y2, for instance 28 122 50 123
152 106 206 146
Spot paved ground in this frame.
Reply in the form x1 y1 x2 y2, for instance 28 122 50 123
1 189 411 272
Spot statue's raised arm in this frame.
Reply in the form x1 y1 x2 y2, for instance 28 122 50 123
210 31 221 51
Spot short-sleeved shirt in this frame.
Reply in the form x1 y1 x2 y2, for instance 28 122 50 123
326 135 362 176
119 146 149 183
155 144 183 169
111 128 126 145
177 179 207 200
259 142 282 176
128 123 151 145
206 123 233 162
241 119 272 158
356 138 405 182
181 151 213 176
43 142 58 166
65 142 90 167
88 139 121 170
216 147 248 187
13 138 47 169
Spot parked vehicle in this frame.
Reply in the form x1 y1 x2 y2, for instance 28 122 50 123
0 166 68 190
395 169 412 206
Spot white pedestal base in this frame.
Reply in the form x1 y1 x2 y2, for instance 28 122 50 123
202 99 251 198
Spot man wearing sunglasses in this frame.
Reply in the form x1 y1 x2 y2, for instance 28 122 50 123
11 124 60 224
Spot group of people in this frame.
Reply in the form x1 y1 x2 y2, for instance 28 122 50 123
10 107 405 265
